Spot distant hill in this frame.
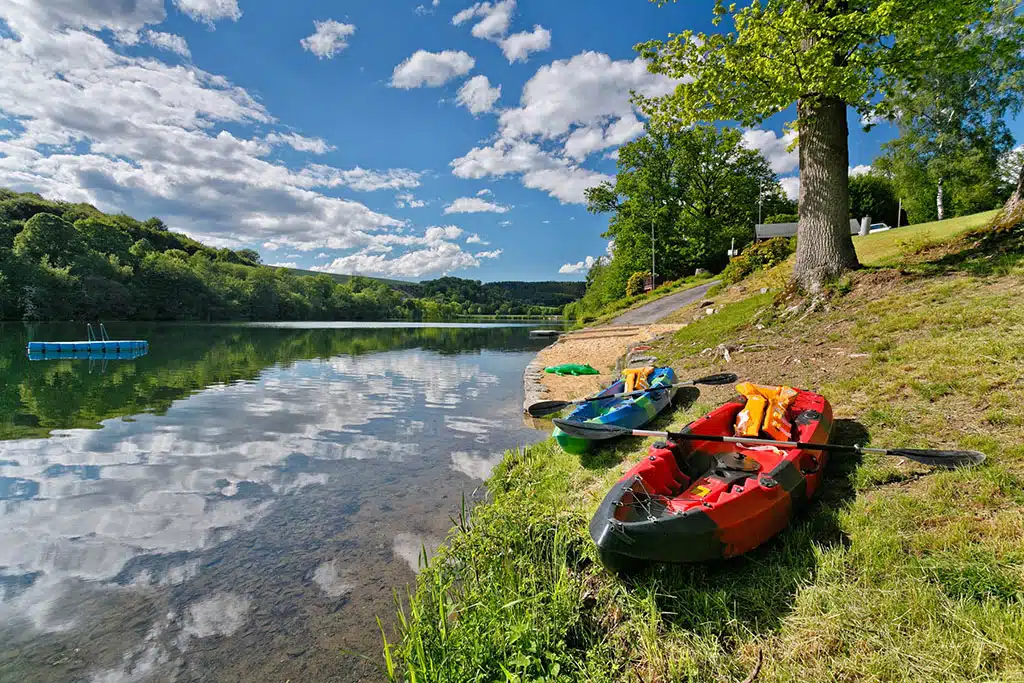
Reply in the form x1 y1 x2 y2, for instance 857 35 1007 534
0 188 581 321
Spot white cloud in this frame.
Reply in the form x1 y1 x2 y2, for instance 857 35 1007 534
313 241 483 278
452 1 516 41
395 193 427 209
450 138 614 205
0 0 166 35
474 249 502 259
414 1 440 15
300 20 356 59
444 51 679 203
301 166 422 192
265 132 334 154
779 176 800 201
143 30 190 58
500 25 551 63
172 0 241 25
499 220 511 226
456 75 501 115
269 261 298 268
559 255 598 274
498 52 677 144
564 114 643 161
849 164 872 177
443 196 509 214
476 188 492 196
741 128 799 175
465 233 488 244
390 50 475 88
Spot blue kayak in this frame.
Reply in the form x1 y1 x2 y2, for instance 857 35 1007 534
552 367 678 454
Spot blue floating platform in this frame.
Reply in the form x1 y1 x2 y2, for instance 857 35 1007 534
27 340 148 354
28 347 149 361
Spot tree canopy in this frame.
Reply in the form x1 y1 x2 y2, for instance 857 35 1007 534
570 124 788 322
586 124 785 280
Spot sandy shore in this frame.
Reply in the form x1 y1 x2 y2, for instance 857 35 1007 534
522 324 683 411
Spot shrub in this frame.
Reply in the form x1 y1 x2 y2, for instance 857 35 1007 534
764 213 798 224
721 237 794 284
625 271 649 297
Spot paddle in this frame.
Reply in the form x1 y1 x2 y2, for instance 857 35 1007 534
551 420 986 469
526 373 738 418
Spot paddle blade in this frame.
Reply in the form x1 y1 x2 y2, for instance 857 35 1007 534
552 419 631 441
888 448 987 469
526 400 570 417
694 372 738 386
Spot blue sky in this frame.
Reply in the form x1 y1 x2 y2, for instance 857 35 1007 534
0 1 1020 282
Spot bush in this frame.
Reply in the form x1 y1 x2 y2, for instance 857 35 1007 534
625 271 649 297
764 213 798 224
721 237 794 284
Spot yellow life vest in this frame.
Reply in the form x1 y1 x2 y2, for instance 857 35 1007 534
623 366 655 394
734 382 799 440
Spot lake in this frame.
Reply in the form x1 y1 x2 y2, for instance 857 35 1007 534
0 322 555 682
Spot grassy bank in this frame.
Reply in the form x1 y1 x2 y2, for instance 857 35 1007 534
382 211 1024 682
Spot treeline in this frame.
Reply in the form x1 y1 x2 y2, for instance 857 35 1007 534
0 189 577 321
400 277 584 315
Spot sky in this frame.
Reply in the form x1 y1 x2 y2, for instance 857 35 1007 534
0 0 1020 282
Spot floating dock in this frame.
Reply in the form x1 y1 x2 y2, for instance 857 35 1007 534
528 329 563 338
26 324 149 358
27 347 148 361
27 340 148 354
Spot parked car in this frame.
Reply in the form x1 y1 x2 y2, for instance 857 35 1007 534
869 222 891 232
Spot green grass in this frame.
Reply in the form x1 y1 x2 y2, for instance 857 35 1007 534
853 210 999 266
665 292 773 352
381 213 1024 682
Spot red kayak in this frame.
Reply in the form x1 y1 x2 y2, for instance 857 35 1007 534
589 389 833 571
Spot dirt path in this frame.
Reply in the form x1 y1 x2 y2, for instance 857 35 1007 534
609 280 719 325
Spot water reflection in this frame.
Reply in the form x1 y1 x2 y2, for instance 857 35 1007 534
0 322 549 682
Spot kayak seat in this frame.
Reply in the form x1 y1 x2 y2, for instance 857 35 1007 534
625 443 690 497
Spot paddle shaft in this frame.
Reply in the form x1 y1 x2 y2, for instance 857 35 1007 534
633 429 917 457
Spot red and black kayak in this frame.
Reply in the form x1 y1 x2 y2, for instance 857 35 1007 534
589 388 833 571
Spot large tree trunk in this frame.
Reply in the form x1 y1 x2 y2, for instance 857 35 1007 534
794 96 860 292
936 177 945 221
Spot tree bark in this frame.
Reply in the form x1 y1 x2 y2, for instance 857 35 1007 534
936 177 944 221
794 96 861 292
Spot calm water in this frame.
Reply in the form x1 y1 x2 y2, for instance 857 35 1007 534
0 322 554 682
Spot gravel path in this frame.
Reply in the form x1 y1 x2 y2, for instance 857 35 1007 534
609 280 720 325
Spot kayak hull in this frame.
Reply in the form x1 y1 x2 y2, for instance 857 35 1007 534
589 389 833 567
552 368 678 455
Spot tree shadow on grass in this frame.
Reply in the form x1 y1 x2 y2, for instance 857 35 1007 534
901 220 1023 278
577 386 702 472
622 418 869 638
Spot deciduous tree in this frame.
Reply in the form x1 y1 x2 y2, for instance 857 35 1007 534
637 0 1024 291
586 124 781 280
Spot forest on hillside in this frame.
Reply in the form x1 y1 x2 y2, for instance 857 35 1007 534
0 189 583 322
